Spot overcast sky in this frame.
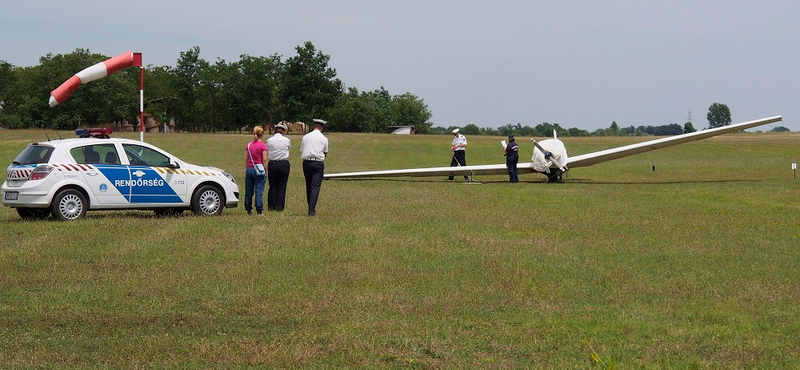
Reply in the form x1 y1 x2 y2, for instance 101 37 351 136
2 0 797 131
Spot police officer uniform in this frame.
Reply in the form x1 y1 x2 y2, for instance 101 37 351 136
505 135 520 183
267 123 292 211
448 128 469 180
300 118 329 216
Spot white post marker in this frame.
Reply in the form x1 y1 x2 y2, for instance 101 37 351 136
793 163 797 179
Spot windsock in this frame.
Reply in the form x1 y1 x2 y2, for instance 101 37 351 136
49 51 142 107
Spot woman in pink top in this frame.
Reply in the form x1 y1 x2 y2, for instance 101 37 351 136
244 126 268 215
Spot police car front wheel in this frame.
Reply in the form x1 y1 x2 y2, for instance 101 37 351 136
192 185 224 216
50 189 88 221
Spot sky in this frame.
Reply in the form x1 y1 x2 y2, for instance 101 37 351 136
2 0 798 131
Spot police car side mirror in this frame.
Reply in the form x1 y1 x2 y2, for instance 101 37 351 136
169 160 180 169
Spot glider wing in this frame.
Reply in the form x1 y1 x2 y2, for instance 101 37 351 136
324 162 540 179
567 116 782 168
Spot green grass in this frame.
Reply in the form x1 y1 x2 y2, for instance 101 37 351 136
1 128 799 368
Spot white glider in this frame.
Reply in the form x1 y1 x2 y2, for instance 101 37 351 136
324 116 782 181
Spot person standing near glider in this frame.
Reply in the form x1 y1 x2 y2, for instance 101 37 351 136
504 135 520 183
267 122 291 211
448 128 469 180
301 118 329 216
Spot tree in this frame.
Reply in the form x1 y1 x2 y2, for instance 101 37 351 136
683 121 696 134
0 61 14 109
461 124 481 135
142 65 179 127
195 58 231 132
327 87 361 132
173 46 207 131
280 41 342 123
652 123 683 136
328 87 432 133
232 54 283 128
327 87 391 132
770 126 790 132
0 61 21 128
517 124 538 137
2 45 437 132
707 103 731 128
535 122 568 137
498 124 515 136
391 93 432 134
568 127 590 137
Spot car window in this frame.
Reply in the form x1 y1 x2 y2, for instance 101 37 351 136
122 144 171 167
13 145 54 165
70 144 120 164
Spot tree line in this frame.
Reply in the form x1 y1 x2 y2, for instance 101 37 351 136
432 102 789 137
430 121 696 138
1 46 790 136
0 42 434 134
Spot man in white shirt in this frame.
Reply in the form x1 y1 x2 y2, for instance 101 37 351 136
448 128 469 180
267 122 292 211
300 118 329 216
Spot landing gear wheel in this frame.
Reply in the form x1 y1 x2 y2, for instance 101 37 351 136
546 170 563 183
50 189 87 221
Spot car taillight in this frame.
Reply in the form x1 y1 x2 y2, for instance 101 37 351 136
28 165 54 180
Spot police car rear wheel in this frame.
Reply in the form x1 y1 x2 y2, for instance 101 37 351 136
192 185 223 216
17 207 50 220
50 189 87 221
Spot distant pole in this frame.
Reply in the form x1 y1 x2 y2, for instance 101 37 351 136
651 148 656 171
793 163 797 179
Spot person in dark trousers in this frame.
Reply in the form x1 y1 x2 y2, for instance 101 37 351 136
300 118 329 216
505 135 519 183
448 128 469 180
267 122 291 211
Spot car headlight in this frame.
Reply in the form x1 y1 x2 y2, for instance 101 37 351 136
223 172 236 184
207 166 237 184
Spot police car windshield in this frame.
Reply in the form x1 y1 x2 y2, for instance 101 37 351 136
13 145 54 165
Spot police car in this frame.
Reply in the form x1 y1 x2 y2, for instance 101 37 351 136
2 128 239 220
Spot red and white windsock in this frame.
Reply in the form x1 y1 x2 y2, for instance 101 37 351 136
49 51 142 107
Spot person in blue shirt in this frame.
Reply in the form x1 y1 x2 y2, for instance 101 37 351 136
505 135 519 183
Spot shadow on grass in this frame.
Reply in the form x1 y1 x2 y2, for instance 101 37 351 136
1 209 197 223
327 177 758 185
327 178 546 184
564 178 758 185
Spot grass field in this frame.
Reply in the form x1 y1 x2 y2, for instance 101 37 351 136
1 128 798 369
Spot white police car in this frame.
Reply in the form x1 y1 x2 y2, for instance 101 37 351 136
2 128 239 220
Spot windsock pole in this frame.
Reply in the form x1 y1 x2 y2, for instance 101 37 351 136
132 53 144 141
139 66 144 141
49 51 144 140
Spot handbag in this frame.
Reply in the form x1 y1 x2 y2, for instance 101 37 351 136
255 163 266 176
247 142 266 176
